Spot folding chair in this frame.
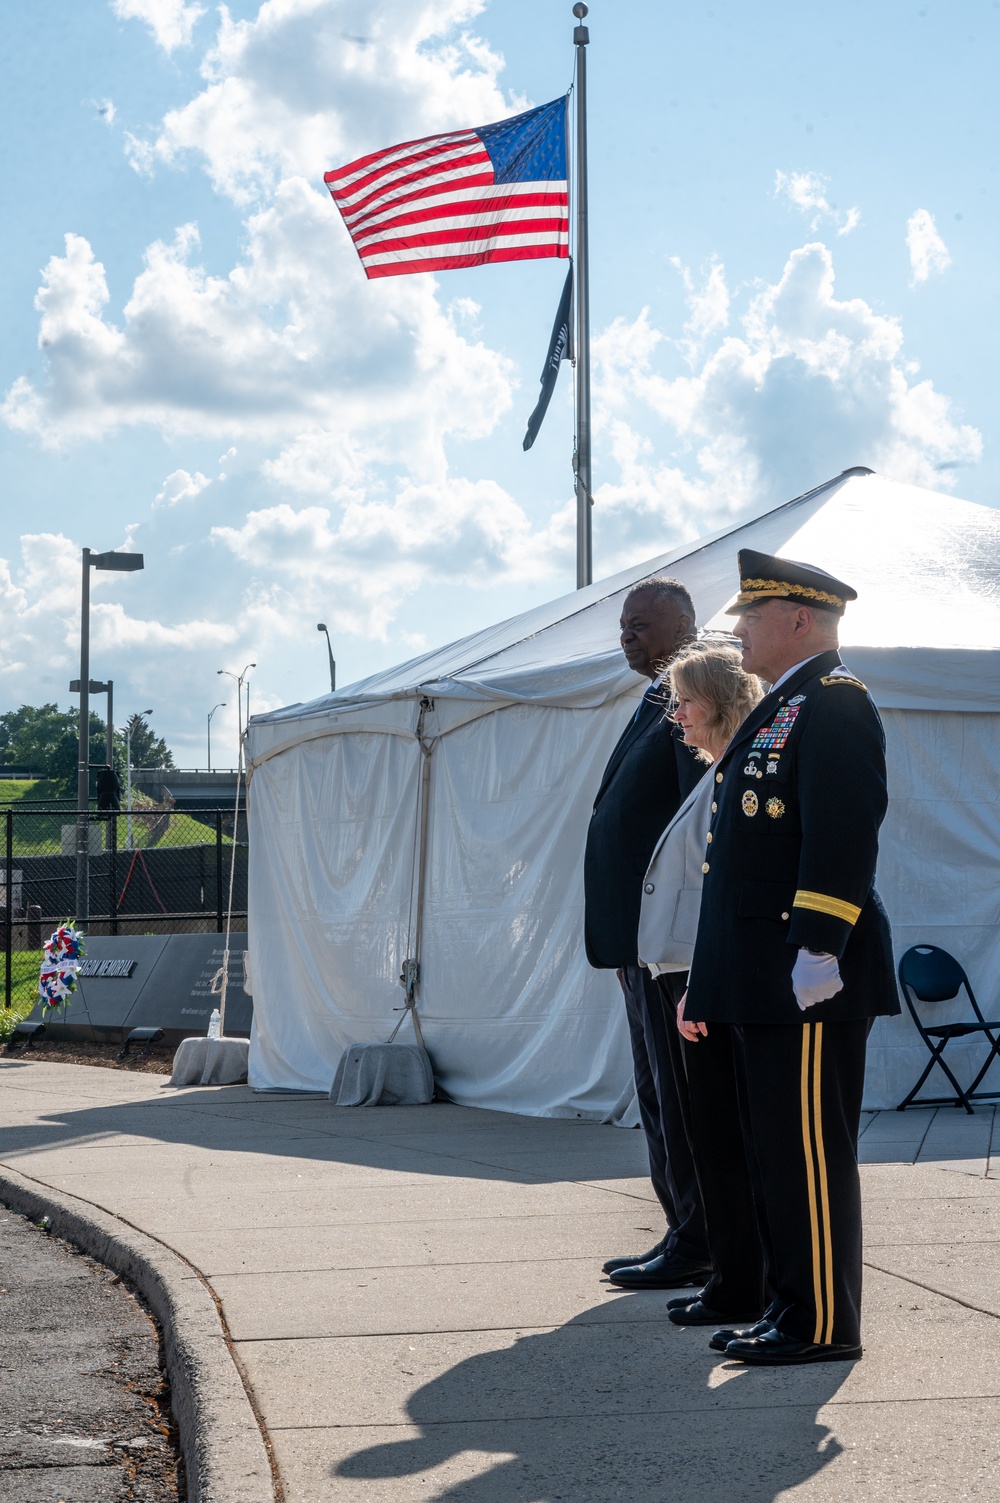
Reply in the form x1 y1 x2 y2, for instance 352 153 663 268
896 945 1000 1114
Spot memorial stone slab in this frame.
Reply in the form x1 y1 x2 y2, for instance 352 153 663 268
24 932 252 1043
25 935 168 1041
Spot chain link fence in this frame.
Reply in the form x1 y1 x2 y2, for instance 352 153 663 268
1 804 247 1010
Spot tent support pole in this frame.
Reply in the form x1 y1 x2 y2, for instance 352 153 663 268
394 696 434 1049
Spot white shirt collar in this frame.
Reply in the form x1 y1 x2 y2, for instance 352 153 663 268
769 654 824 693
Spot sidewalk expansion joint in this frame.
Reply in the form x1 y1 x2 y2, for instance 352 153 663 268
865 1256 1000 1321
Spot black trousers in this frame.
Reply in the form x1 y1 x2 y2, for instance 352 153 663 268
661 997 766 1317
733 1019 869 1347
621 965 707 1261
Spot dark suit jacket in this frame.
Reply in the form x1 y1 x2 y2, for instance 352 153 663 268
685 649 900 1025
584 686 704 969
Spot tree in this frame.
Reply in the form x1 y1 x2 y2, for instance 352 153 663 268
0 703 73 771
0 703 110 792
116 714 175 772
0 702 174 796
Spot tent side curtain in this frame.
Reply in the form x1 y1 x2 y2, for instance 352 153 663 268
248 729 424 1092
248 695 635 1113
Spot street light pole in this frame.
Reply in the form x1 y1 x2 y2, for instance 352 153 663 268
75 549 92 926
207 703 226 771
316 623 337 692
217 663 256 748
75 548 144 923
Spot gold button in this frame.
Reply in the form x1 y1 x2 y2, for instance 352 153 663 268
715 772 723 784
701 862 710 874
781 911 790 921
706 833 713 843
711 801 718 813
757 771 763 780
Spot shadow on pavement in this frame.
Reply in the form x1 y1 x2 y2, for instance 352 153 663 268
333 1306 851 1502
0 1073 653 1187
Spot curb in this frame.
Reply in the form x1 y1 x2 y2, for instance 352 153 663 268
0 1164 276 1503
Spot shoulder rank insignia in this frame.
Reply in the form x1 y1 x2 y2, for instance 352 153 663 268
820 674 867 691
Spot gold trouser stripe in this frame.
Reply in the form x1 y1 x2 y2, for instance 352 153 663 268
793 889 862 925
811 1024 835 1343
801 1027 824 1343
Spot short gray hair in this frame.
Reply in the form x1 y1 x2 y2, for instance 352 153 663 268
626 575 696 627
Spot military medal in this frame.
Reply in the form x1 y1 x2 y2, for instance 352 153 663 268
742 790 759 817
766 797 785 819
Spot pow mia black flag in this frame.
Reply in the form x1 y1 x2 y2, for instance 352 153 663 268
523 264 573 451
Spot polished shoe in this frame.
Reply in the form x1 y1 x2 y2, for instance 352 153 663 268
668 1298 763 1327
708 1318 773 1353
666 1290 708 1311
607 1251 713 1290
602 1238 666 1275
726 1327 863 1366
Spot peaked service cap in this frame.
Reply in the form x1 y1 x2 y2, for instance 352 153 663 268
725 548 858 615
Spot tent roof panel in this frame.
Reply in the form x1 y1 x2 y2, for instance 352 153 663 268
249 471 1000 758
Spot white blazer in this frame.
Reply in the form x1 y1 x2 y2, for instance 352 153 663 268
637 771 714 972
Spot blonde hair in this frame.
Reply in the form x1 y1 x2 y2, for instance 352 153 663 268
666 643 763 763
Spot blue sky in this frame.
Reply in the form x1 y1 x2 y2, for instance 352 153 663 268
1 0 996 764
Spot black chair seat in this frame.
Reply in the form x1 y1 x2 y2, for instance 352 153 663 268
925 1021 1000 1039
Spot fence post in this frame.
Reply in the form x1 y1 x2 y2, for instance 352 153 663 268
216 810 224 933
110 808 119 936
4 810 12 1010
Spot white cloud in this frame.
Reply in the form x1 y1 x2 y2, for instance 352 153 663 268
154 468 211 508
111 0 205 52
590 240 981 571
210 474 560 640
774 170 861 237
668 256 730 365
906 208 951 285
134 0 508 206
2 198 513 471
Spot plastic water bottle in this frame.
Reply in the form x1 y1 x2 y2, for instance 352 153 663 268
208 1008 221 1040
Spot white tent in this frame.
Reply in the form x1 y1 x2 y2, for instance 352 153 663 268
245 469 1000 1111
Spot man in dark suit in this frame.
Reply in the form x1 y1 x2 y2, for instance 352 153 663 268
681 550 899 1364
584 578 711 1288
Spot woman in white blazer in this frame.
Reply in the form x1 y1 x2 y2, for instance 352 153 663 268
638 643 767 1329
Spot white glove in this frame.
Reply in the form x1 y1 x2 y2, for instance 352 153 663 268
791 949 844 1011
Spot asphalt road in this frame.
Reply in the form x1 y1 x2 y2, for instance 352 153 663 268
0 1203 182 1502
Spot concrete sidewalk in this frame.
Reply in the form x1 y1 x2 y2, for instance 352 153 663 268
2 1060 999 1502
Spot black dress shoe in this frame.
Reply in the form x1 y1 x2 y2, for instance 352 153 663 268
709 1318 773 1353
666 1290 708 1311
602 1238 666 1275
668 1298 763 1327
607 1251 713 1290
726 1327 863 1366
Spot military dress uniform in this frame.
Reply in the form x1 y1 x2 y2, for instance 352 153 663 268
685 556 899 1358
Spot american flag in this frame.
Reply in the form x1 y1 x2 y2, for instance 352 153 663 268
325 97 569 280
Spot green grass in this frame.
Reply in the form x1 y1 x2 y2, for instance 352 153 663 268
0 801 233 855
0 950 45 1039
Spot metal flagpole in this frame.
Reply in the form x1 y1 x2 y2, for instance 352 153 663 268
572 2 592 589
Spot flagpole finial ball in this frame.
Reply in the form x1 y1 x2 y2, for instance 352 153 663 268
572 3 589 17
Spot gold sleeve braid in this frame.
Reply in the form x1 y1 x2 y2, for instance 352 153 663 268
793 890 862 925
